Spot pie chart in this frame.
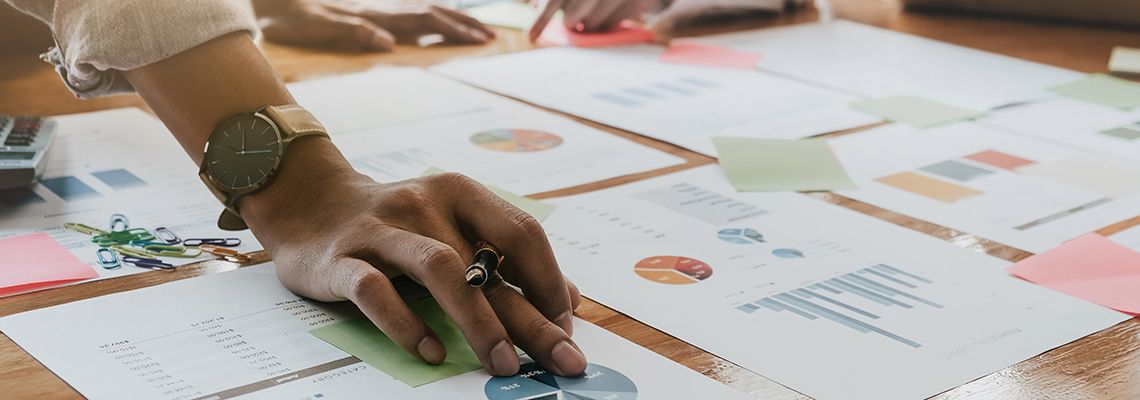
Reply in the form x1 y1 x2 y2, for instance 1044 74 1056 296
471 129 564 153
772 248 805 259
485 362 638 400
633 256 713 285
717 228 765 244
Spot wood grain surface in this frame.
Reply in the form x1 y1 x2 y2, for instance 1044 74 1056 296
1 1 1138 399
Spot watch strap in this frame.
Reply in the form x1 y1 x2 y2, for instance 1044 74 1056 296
263 105 329 141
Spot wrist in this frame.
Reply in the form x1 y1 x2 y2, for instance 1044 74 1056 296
237 136 361 235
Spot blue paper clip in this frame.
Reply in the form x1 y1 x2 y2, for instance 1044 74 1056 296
96 248 121 269
154 227 182 244
183 238 242 247
109 213 129 233
122 256 176 271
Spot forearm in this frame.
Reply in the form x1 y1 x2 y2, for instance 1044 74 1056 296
124 32 294 163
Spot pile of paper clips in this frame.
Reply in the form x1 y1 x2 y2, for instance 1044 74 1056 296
65 213 249 271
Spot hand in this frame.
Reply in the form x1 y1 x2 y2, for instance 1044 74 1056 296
240 138 586 377
256 0 496 52
529 0 658 41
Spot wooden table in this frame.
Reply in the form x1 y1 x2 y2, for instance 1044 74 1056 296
2 1 1140 399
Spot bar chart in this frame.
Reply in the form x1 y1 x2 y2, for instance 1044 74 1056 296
735 264 940 348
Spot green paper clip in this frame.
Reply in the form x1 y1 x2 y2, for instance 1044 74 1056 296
111 245 154 259
65 223 109 236
141 244 201 258
92 228 155 246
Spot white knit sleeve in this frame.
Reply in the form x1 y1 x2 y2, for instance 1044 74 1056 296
5 0 259 98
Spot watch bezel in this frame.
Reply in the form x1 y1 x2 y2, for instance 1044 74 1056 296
201 111 285 198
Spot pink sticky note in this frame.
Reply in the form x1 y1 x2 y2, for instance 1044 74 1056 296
538 20 656 48
0 233 98 296
659 42 762 70
1008 233 1140 315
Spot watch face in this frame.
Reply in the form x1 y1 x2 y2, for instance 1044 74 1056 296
204 113 284 192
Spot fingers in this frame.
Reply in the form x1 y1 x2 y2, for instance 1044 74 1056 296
371 227 520 376
321 13 398 51
561 0 601 31
326 258 447 364
421 6 493 44
598 0 650 31
483 278 588 376
261 5 396 52
580 0 625 31
529 0 566 41
436 173 576 337
433 5 497 40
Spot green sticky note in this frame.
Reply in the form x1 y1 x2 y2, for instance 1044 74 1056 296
465 1 538 30
1049 73 1140 110
712 137 857 192
851 95 985 128
422 167 557 221
309 298 481 387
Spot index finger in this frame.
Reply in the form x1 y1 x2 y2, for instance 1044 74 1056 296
529 0 565 42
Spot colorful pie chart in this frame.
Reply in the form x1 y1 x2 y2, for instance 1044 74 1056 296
485 362 638 400
633 256 713 285
717 228 765 244
471 129 564 153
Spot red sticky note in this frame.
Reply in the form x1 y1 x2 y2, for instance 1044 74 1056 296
538 20 656 48
1008 233 1140 315
0 233 98 296
659 42 762 70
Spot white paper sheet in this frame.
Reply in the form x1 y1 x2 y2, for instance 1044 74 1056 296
0 263 750 400
0 109 260 295
1112 225 1140 251
541 165 1127 400
290 68 684 194
431 47 878 156
979 98 1140 165
830 122 1140 253
691 20 1082 110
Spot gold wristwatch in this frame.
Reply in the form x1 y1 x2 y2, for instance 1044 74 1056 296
199 105 329 230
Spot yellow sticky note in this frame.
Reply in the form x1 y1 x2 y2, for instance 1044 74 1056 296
421 167 557 221
1049 73 1140 110
465 1 538 30
712 137 857 192
851 96 985 128
1109 46 1140 76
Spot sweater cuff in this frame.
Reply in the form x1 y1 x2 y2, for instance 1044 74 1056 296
47 0 259 98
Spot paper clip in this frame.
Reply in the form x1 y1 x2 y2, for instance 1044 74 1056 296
122 256 176 271
143 244 202 258
183 238 242 247
154 227 182 244
65 222 108 236
200 244 252 263
110 245 154 259
96 248 121 269
109 213 129 232
92 228 155 246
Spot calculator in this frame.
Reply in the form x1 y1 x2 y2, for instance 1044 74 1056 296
0 115 55 190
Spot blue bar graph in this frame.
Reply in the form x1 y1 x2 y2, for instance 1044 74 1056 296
39 176 100 201
92 168 148 190
737 265 937 348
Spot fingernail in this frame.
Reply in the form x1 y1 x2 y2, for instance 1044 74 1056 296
474 30 490 41
490 340 520 376
417 336 446 365
551 341 587 376
369 32 390 49
555 311 574 336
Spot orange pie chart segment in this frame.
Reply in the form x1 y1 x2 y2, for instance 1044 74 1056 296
634 256 713 285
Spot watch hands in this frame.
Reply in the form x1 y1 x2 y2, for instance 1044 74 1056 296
237 150 275 155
